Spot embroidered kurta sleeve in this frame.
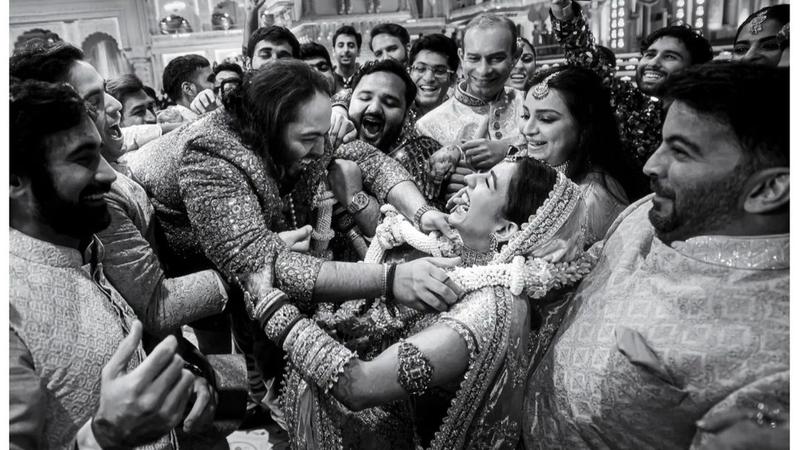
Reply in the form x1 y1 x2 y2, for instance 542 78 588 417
9 328 46 450
99 176 228 336
334 140 413 202
179 142 322 305
331 88 352 110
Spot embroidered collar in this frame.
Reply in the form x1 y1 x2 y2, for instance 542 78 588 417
9 228 104 269
454 81 505 107
670 234 789 270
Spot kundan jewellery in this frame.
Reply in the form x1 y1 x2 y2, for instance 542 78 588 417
750 10 768 35
531 71 560 100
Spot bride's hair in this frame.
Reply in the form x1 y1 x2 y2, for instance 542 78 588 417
503 158 559 225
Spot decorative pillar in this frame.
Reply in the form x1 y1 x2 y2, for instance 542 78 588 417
609 0 626 49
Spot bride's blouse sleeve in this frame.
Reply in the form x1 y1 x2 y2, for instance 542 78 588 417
434 286 500 362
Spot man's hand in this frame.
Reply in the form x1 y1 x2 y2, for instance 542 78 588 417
393 257 465 312
92 321 194 448
159 121 183 135
278 225 313 253
190 89 219 116
419 210 456 240
550 0 574 20
157 108 184 124
446 165 473 198
696 408 789 450
328 159 364 206
182 375 217 433
461 139 508 170
329 111 357 148
445 186 469 212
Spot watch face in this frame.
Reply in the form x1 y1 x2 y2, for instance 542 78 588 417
348 191 369 213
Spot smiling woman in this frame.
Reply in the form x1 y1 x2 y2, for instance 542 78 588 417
520 66 630 244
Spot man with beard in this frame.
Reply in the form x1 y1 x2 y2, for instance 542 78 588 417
370 22 410 64
415 14 525 199
332 25 362 90
9 78 209 450
327 60 445 254
548 0 713 199
11 40 230 342
524 63 788 449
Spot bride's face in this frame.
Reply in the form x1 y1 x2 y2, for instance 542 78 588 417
449 161 517 245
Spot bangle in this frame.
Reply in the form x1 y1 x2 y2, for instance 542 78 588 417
265 303 303 344
386 263 398 302
381 263 389 298
413 204 436 228
253 289 288 327
183 361 205 378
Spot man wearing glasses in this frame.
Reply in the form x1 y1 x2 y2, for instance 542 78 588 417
407 33 459 118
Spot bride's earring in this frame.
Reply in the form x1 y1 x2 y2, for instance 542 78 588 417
489 233 499 252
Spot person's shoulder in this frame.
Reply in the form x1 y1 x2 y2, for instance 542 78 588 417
603 194 653 239
416 99 454 126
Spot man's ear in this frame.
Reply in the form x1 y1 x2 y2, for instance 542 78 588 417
493 219 519 243
10 173 31 201
742 167 789 214
181 81 197 100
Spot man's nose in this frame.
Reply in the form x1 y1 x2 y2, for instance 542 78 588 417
95 156 118 184
642 142 668 177
105 93 122 116
144 109 157 124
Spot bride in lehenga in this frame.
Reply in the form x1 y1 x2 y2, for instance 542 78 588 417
238 157 599 449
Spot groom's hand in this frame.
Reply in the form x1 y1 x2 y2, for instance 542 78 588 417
393 257 465 312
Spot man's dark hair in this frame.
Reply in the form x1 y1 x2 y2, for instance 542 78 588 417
640 25 713 65
299 42 333 68
333 25 362 50
352 59 417 109
660 62 788 171
10 78 88 179
222 59 331 164
106 73 146 105
10 40 84 82
213 61 244 78
409 33 460 71
369 23 410 50
246 26 301 59
735 4 790 42
162 54 211 102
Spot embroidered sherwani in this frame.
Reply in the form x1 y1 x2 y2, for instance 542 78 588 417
524 196 789 449
415 84 524 147
99 162 227 336
9 229 174 450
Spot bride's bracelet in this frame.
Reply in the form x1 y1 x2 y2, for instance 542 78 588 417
281 316 357 394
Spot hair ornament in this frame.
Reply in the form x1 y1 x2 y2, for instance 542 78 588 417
750 10 768 35
532 71 560 100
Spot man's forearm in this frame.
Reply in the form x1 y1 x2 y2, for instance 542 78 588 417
313 261 385 302
386 180 430 222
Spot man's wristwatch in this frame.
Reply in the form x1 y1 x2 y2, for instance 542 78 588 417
347 191 370 214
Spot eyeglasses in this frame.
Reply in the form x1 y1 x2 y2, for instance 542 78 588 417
409 63 454 78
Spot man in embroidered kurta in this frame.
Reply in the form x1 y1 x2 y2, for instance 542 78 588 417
10 41 230 341
547 0 713 199
9 79 213 450
415 14 525 199
524 63 789 449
